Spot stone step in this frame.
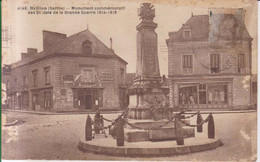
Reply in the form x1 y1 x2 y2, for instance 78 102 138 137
125 119 190 129
124 127 195 142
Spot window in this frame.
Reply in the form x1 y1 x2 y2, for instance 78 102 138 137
182 55 193 74
208 84 227 104
179 85 197 105
44 91 51 108
183 29 191 39
44 67 50 85
22 76 28 86
238 54 245 73
120 68 125 84
82 40 92 54
199 84 206 104
14 78 17 88
6 80 10 93
32 70 38 87
63 75 74 83
210 54 220 73
32 94 39 105
80 68 95 84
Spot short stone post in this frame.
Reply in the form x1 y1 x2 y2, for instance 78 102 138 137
116 116 124 146
208 113 215 139
85 115 92 141
196 112 203 133
175 116 184 145
94 110 101 134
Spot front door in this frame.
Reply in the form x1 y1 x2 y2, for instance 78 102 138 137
85 95 92 109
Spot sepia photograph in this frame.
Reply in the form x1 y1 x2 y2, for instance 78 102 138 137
1 0 258 161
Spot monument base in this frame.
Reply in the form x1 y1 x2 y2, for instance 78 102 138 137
128 108 152 119
128 87 169 120
79 135 222 157
125 127 195 142
124 119 194 142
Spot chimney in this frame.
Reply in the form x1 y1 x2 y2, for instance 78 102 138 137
27 48 37 54
110 37 114 52
21 48 38 60
110 37 113 50
43 30 67 51
21 53 31 60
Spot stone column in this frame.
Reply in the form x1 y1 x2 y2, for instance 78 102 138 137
174 84 179 109
169 81 174 108
227 82 232 108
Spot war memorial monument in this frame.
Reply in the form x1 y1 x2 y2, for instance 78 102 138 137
79 3 222 157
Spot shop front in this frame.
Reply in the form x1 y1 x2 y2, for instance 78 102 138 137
21 91 29 109
172 79 232 109
72 88 103 110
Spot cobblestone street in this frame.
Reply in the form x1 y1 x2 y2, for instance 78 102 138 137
1 111 257 161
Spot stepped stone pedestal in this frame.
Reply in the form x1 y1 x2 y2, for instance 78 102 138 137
124 119 195 142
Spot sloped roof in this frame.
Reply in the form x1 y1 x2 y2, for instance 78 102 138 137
169 15 209 42
167 14 252 43
10 29 127 68
40 29 115 55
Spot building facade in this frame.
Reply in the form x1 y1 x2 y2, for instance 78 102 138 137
3 29 128 111
166 10 253 110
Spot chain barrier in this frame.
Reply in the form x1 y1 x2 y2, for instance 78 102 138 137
93 109 128 123
182 111 200 119
102 116 113 122
95 109 205 131
94 110 129 130
123 117 175 130
180 115 210 127
103 120 117 129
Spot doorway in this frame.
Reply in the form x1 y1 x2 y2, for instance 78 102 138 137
85 95 92 109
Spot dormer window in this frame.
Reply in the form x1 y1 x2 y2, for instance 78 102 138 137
82 40 92 54
183 29 191 39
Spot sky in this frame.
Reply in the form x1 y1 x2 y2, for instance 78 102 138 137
2 0 258 75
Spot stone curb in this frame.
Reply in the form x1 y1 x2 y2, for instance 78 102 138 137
78 138 223 157
184 110 256 114
2 109 124 115
2 109 256 115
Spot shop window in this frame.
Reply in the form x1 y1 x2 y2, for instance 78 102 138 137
179 85 197 105
182 55 193 74
22 92 29 108
32 94 39 104
199 84 206 104
78 90 85 106
44 91 52 108
32 94 39 110
238 54 245 73
32 70 38 87
82 40 92 54
44 67 50 85
208 84 227 104
210 54 220 73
